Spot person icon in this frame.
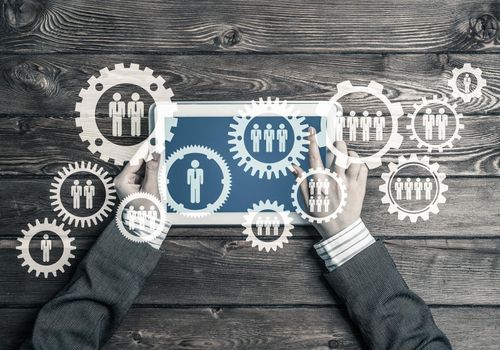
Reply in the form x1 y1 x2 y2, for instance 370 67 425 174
414 178 423 200
71 180 83 209
315 196 323 213
395 178 403 200
264 216 271 236
277 123 288 153
360 111 372 141
373 110 385 141
308 195 316 212
83 179 95 209
423 108 435 140
187 160 204 204
128 92 144 137
436 107 448 141
250 123 262 153
41 233 52 263
109 92 125 137
126 205 137 230
272 216 280 236
424 177 433 200
323 196 330 212
256 216 264 236
263 123 275 153
322 179 329 195
335 112 346 141
308 179 316 196
147 205 158 231
347 111 359 141
137 205 147 230
464 73 472 93
404 178 413 201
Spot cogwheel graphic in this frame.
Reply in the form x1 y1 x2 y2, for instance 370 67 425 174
406 95 465 152
228 97 310 179
379 154 448 222
17 218 76 278
50 161 116 228
115 192 167 243
291 168 347 224
315 81 404 169
242 200 294 252
160 145 232 218
448 63 486 103
75 63 178 165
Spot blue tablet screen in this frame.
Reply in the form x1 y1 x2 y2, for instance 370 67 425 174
162 116 325 213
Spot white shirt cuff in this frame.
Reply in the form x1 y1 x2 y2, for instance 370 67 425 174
314 219 375 272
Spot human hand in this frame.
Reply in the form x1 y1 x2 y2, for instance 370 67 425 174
114 152 168 249
292 127 368 240
114 153 161 200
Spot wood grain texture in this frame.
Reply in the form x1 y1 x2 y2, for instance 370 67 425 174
0 0 499 53
1 238 499 306
0 306 499 350
0 177 498 238
0 54 500 116
0 114 498 176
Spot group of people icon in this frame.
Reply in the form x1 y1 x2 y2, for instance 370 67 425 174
255 215 282 236
308 178 331 213
109 92 144 137
125 205 159 231
250 123 288 153
187 160 204 204
422 108 449 140
394 177 434 201
335 111 386 142
70 180 96 210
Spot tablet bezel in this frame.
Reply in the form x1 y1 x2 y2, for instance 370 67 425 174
153 101 338 226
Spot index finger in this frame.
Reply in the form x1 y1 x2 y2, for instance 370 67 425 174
308 127 324 170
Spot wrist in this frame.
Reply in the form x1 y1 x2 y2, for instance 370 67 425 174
319 217 361 239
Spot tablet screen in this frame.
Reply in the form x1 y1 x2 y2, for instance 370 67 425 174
153 102 329 225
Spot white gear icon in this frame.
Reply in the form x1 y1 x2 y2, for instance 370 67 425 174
75 63 178 165
315 81 404 169
448 63 486 103
379 154 448 222
291 168 347 224
160 145 232 218
17 218 76 278
228 97 310 179
115 192 167 243
242 200 294 252
50 161 116 228
406 95 465 152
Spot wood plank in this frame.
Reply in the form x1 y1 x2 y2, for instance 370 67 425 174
0 177 497 238
0 0 498 53
0 54 500 116
0 307 498 350
1 238 499 306
0 114 499 176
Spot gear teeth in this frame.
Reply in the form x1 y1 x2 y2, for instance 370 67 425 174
75 64 176 165
162 146 232 218
368 80 384 93
229 98 310 179
17 219 75 278
379 154 447 222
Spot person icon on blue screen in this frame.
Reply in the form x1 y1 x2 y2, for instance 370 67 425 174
277 123 288 153
187 159 204 204
250 123 262 153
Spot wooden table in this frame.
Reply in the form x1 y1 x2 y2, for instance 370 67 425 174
0 1 499 349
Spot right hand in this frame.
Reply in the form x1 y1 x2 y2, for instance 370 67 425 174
292 127 369 240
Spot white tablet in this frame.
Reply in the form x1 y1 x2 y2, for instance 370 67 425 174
151 101 339 225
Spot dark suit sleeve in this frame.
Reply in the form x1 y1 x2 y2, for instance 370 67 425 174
21 222 162 350
324 240 452 350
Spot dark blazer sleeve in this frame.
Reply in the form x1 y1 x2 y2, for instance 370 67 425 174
21 222 163 350
324 240 452 350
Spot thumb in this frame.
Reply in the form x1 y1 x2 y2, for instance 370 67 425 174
141 152 161 198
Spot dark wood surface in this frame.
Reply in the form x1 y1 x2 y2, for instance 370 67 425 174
0 0 499 349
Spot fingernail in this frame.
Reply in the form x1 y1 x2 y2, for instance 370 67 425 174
309 127 316 135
